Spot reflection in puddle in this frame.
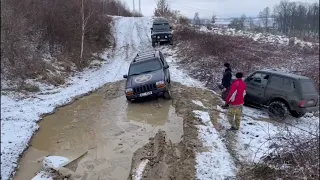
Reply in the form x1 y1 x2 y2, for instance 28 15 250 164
14 89 183 180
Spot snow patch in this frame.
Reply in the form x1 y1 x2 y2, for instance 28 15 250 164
192 100 206 108
43 156 70 169
199 26 318 47
193 110 237 179
132 159 149 180
31 171 53 180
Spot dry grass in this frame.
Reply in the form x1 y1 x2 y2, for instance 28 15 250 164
238 127 319 180
1 0 136 89
173 26 319 90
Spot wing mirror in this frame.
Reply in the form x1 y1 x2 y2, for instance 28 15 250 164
123 75 128 78
150 28 153 30
170 26 172 30
164 65 169 69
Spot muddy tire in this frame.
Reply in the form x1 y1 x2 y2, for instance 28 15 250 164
152 41 156 47
169 40 173 45
126 97 133 102
290 111 306 118
163 85 172 100
268 101 289 121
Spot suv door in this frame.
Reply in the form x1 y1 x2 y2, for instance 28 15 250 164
265 75 294 105
244 72 270 104
159 52 170 82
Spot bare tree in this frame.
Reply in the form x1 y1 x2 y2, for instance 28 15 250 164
259 7 271 32
270 0 319 40
229 14 247 30
194 12 201 26
154 0 171 17
248 17 255 30
211 13 216 24
80 0 94 67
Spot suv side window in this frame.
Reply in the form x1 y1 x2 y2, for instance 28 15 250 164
269 76 293 91
249 72 269 86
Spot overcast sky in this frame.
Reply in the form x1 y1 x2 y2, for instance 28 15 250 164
120 0 318 18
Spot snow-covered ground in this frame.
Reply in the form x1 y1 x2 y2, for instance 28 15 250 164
199 26 318 47
0 16 201 180
217 105 319 163
193 109 237 180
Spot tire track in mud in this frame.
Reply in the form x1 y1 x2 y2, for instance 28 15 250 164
128 82 225 180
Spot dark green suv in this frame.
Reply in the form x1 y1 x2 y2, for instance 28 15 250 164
244 69 319 118
123 50 171 101
150 17 173 47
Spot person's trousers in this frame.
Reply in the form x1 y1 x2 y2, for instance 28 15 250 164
227 105 243 129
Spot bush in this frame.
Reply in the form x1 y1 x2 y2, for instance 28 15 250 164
238 128 319 180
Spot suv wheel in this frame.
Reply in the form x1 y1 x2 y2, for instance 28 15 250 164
268 101 289 121
163 84 172 100
290 111 306 118
152 41 156 47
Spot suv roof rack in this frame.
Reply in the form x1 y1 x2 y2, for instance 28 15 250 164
133 50 157 62
136 49 157 57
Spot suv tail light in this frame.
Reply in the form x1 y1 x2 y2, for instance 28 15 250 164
299 100 306 107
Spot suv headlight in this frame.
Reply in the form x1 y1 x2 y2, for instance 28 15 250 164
125 88 133 93
168 34 172 37
152 36 156 38
156 81 166 88
157 36 160 39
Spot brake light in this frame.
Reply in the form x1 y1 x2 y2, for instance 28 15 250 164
299 100 305 107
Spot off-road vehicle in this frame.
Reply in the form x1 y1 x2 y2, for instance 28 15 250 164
151 17 173 47
243 69 319 119
123 50 171 101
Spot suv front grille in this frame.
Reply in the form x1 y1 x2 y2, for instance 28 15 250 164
134 83 157 94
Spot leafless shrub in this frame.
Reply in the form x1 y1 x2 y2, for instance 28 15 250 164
22 84 41 92
1 0 135 88
173 26 319 90
42 74 66 86
238 126 319 180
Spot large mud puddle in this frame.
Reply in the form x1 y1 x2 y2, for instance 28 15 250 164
14 82 183 180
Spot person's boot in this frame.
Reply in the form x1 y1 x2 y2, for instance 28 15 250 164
227 126 238 131
221 103 229 109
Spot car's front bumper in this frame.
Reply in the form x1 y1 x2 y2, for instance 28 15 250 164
126 88 166 100
151 35 173 42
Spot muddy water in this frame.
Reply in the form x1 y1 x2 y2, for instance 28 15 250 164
14 83 183 180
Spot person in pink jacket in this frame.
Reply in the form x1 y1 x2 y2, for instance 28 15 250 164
226 72 247 130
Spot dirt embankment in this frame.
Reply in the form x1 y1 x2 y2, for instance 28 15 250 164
172 26 319 90
128 82 223 180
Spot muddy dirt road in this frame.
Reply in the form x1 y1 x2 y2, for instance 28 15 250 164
14 81 222 180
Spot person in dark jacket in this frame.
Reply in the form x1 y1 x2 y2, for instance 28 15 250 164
226 72 247 130
221 63 232 109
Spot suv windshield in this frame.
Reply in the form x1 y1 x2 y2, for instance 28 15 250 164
153 23 170 31
300 80 317 93
129 59 162 75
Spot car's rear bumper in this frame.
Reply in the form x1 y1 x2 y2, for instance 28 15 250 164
126 88 166 100
296 106 319 113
